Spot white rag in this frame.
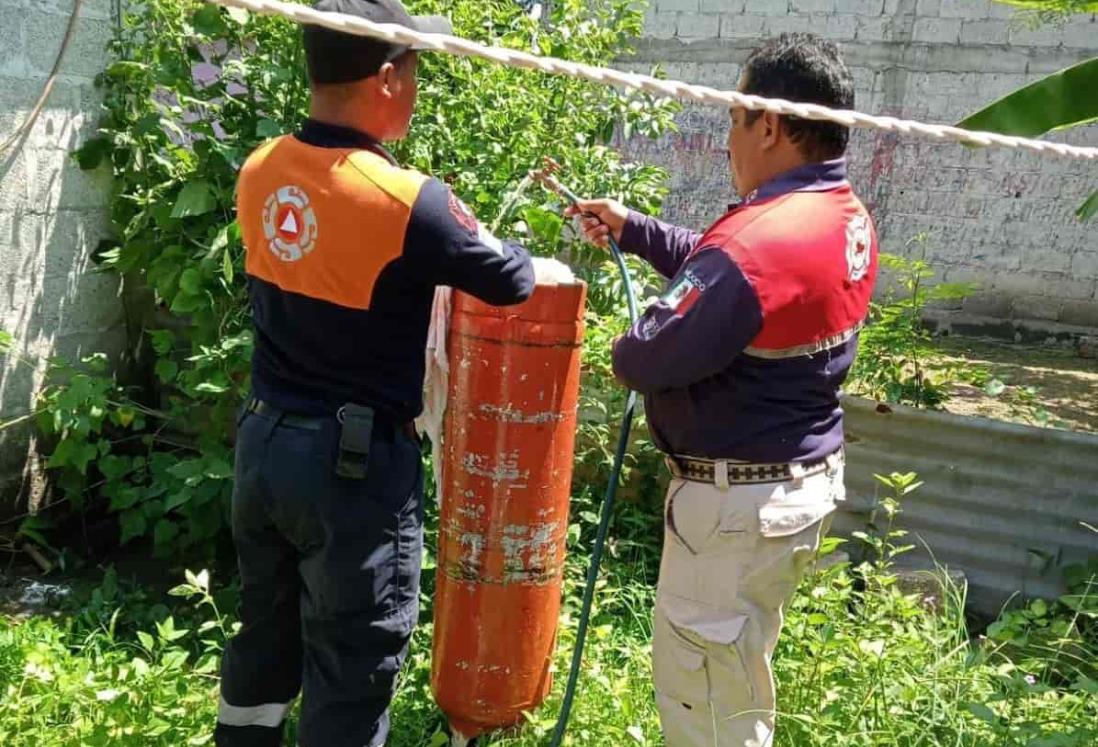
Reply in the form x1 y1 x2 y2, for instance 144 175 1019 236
415 285 452 504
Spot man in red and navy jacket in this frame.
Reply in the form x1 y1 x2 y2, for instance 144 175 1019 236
571 33 877 747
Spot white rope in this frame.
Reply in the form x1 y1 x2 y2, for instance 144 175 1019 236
208 0 1098 162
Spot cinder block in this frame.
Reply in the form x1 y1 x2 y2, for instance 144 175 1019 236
1012 294 1063 322
0 76 83 125
912 17 961 43
1062 20 1098 49
52 324 128 363
962 291 1013 317
661 0 700 12
790 0 834 12
984 2 1016 20
837 0 884 15
25 150 111 211
1061 300 1098 329
14 208 109 280
0 358 39 422
1042 277 1095 302
968 248 1022 272
24 106 97 152
677 12 721 38
0 6 26 77
1071 252 1098 280
939 1 987 19
765 13 814 35
35 0 115 21
24 12 114 79
993 270 1048 295
1008 24 1066 47
916 0 941 16
0 149 29 206
0 431 36 487
0 210 13 251
824 13 858 40
959 19 1009 45
39 269 124 334
856 16 894 42
743 0 788 16
720 12 767 37
701 0 745 11
646 9 678 38
942 265 987 289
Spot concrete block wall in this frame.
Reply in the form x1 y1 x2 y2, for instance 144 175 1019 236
620 0 1098 337
0 0 126 514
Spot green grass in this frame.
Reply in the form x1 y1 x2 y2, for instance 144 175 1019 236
1 483 1095 746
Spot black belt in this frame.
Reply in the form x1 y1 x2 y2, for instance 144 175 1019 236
244 398 417 439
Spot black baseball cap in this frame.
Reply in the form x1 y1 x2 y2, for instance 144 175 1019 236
304 0 452 84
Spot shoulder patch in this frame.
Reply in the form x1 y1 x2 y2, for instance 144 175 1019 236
662 270 704 315
845 212 872 282
448 191 479 234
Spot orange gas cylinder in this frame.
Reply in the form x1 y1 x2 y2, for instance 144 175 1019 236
431 278 587 741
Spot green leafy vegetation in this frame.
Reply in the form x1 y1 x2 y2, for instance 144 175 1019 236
2 478 1094 745
20 0 676 558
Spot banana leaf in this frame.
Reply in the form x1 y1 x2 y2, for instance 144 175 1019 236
959 57 1098 221
958 57 1098 137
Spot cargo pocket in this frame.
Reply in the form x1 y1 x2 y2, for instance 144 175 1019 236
757 495 836 539
752 491 835 608
655 600 757 721
653 607 709 713
701 616 756 716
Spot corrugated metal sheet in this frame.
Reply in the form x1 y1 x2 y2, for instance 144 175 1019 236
835 397 1098 617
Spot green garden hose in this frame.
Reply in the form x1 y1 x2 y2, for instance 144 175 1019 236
537 179 640 747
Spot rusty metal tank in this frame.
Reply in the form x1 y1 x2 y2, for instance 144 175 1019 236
431 276 587 741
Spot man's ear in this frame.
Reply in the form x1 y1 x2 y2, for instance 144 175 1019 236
375 61 397 99
760 110 782 150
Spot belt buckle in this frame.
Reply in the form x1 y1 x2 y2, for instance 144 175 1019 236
789 461 806 487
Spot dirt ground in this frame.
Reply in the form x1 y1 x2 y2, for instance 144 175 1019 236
930 337 1098 433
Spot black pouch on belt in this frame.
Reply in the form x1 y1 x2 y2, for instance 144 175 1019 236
336 403 374 480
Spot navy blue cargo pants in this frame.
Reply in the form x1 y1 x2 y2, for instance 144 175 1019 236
215 400 424 747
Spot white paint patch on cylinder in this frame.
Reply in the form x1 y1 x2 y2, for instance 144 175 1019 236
460 451 529 487
478 402 564 424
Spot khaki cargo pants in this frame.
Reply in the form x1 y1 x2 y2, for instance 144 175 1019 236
653 454 843 747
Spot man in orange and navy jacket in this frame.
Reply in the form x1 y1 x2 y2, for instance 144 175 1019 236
215 2 534 746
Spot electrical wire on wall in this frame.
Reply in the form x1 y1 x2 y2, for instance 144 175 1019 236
0 0 86 158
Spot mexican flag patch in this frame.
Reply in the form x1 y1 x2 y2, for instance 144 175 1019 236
663 273 702 315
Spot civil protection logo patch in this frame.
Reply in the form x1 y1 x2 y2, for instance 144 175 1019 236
262 185 318 262
845 212 871 282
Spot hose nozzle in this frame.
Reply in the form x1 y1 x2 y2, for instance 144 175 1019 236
529 156 580 204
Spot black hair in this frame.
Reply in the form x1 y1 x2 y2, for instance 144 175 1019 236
741 33 855 161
